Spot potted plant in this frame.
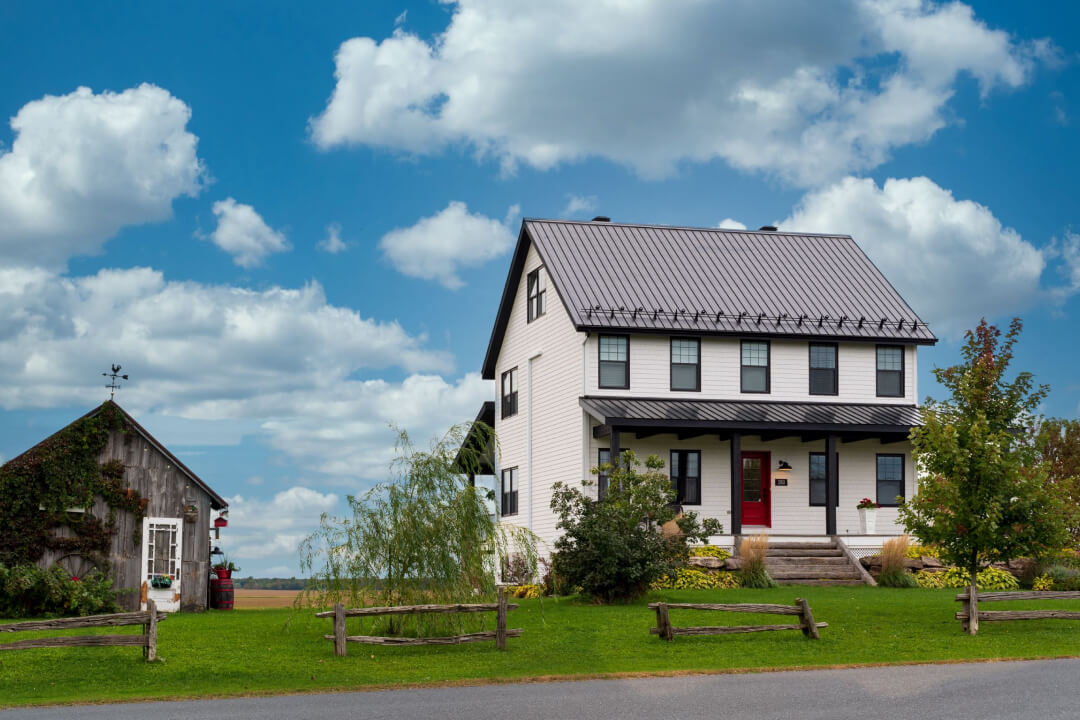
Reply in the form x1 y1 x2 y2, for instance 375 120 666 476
212 557 239 580
151 575 173 589
857 498 880 534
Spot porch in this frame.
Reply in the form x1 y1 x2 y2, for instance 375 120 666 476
582 396 919 539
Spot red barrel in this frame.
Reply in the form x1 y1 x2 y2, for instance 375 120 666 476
210 577 234 610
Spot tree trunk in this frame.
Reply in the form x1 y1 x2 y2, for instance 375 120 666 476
967 566 979 636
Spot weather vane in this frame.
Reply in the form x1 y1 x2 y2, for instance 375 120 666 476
103 364 128 400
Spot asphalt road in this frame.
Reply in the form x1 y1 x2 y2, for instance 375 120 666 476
4 658 1078 720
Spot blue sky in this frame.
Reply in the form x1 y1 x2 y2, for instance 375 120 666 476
1 0 1077 576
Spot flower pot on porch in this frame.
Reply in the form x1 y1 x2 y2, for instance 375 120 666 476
213 567 232 580
858 507 878 534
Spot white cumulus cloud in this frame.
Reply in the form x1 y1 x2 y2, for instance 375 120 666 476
318 223 347 253
717 218 748 231
225 487 339 576
209 198 290 268
561 194 598 218
0 84 205 268
309 0 1052 185
379 201 516 289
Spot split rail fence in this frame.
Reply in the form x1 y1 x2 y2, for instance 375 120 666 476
956 590 1080 634
317 589 520 656
649 599 826 641
0 598 164 661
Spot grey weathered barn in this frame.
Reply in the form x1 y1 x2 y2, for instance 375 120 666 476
3 401 226 612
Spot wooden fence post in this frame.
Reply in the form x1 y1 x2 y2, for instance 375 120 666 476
796 598 820 640
144 599 158 662
496 588 508 650
656 602 673 641
333 602 347 657
967 582 979 636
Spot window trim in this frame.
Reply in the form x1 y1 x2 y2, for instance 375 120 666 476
598 334 631 389
501 466 519 516
875 344 905 398
808 342 839 396
669 336 701 392
875 453 905 507
526 267 546 323
740 339 771 394
808 452 839 507
669 449 702 506
500 367 518 419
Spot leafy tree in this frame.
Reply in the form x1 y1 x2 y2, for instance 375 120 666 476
299 423 536 635
550 450 721 602
899 319 1067 632
1033 418 1080 547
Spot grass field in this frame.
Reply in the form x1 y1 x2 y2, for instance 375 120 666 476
2 587 1080 708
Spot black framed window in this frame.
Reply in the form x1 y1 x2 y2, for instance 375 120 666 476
808 452 839 507
740 340 770 393
501 367 518 419
527 268 546 322
670 338 700 391
596 448 631 499
876 345 904 397
669 450 701 505
501 467 519 516
876 454 905 506
598 335 629 389
809 343 838 396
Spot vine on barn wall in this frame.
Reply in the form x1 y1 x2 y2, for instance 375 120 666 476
0 401 148 569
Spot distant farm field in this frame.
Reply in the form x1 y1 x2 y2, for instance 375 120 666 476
234 589 303 609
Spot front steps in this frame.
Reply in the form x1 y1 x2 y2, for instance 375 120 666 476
762 540 866 586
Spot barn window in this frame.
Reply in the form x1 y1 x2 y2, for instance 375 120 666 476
146 521 179 580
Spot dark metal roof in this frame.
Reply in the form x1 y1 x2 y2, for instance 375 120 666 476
453 401 496 476
580 396 921 434
482 219 935 378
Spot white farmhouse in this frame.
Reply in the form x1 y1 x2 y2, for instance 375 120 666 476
469 218 936 578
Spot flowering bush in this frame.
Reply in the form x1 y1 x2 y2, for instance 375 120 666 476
857 498 880 510
650 568 740 590
1032 574 1055 591
689 546 731 561
914 566 1019 590
0 563 119 617
905 544 942 559
506 584 543 599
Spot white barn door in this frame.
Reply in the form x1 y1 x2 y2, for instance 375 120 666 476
141 517 183 612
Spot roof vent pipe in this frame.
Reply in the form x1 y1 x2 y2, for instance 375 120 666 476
591 216 611 222
758 225 778 232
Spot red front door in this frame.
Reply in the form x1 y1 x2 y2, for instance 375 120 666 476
741 451 771 527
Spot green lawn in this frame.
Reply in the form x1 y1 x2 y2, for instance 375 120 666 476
2 587 1080 707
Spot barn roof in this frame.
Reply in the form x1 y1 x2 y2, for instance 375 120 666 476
482 219 936 379
3 401 227 509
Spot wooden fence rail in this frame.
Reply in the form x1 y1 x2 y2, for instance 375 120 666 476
956 590 1080 634
648 599 826 641
315 589 520 656
0 599 164 661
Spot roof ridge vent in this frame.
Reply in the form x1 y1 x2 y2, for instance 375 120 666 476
591 216 611 222
758 225 778 232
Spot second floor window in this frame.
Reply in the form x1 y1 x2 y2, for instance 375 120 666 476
670 338 700 391
809 343 838 395
527 268 546 322
599 335 629 389
501 367 518 418
501 467 518 516
741 340 770 393
670 450 701 505
876 345 904 397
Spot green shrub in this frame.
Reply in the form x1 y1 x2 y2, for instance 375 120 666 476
877 569 918 588
1032 573 1055 591
689 545 731 561
1044 564 1080 591
914 566 1020 590
738 535 776 589
0 563 119 618
650 568 741 590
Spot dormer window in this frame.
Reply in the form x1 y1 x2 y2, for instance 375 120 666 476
501 367 518 418
527 268 546 322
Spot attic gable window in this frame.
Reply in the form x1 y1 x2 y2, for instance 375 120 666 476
740 340 770 393
876 345 904 397
527 268 546 322
501 367 518 418
598 335 629 389
809 343 838 395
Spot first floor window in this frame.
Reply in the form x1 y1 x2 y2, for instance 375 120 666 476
876 454 904 506
809 343 838 395
501 467 519 516
599 335 629 388
741 340 770 393
876 345 904 397
501 367 518 418
808 452 839 507
670 450 701 505
597 449 611 499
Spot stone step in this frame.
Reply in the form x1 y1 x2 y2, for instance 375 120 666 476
766 548 846 557
766 556 851 566
768 567 863 580
776 579 866 586
763 542 838 550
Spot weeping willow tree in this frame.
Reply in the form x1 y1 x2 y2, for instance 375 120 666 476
298 422 537 636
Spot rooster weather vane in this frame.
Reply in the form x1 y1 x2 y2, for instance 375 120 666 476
103 364 128 400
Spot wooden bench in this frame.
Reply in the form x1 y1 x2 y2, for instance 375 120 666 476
316 589 520 656
648 599 826 641
956 590 1080 634
0 599 165 661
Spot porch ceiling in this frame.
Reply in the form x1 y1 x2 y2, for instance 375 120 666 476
581 396 918 439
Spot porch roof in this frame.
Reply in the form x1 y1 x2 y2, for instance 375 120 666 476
580 396 920 436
